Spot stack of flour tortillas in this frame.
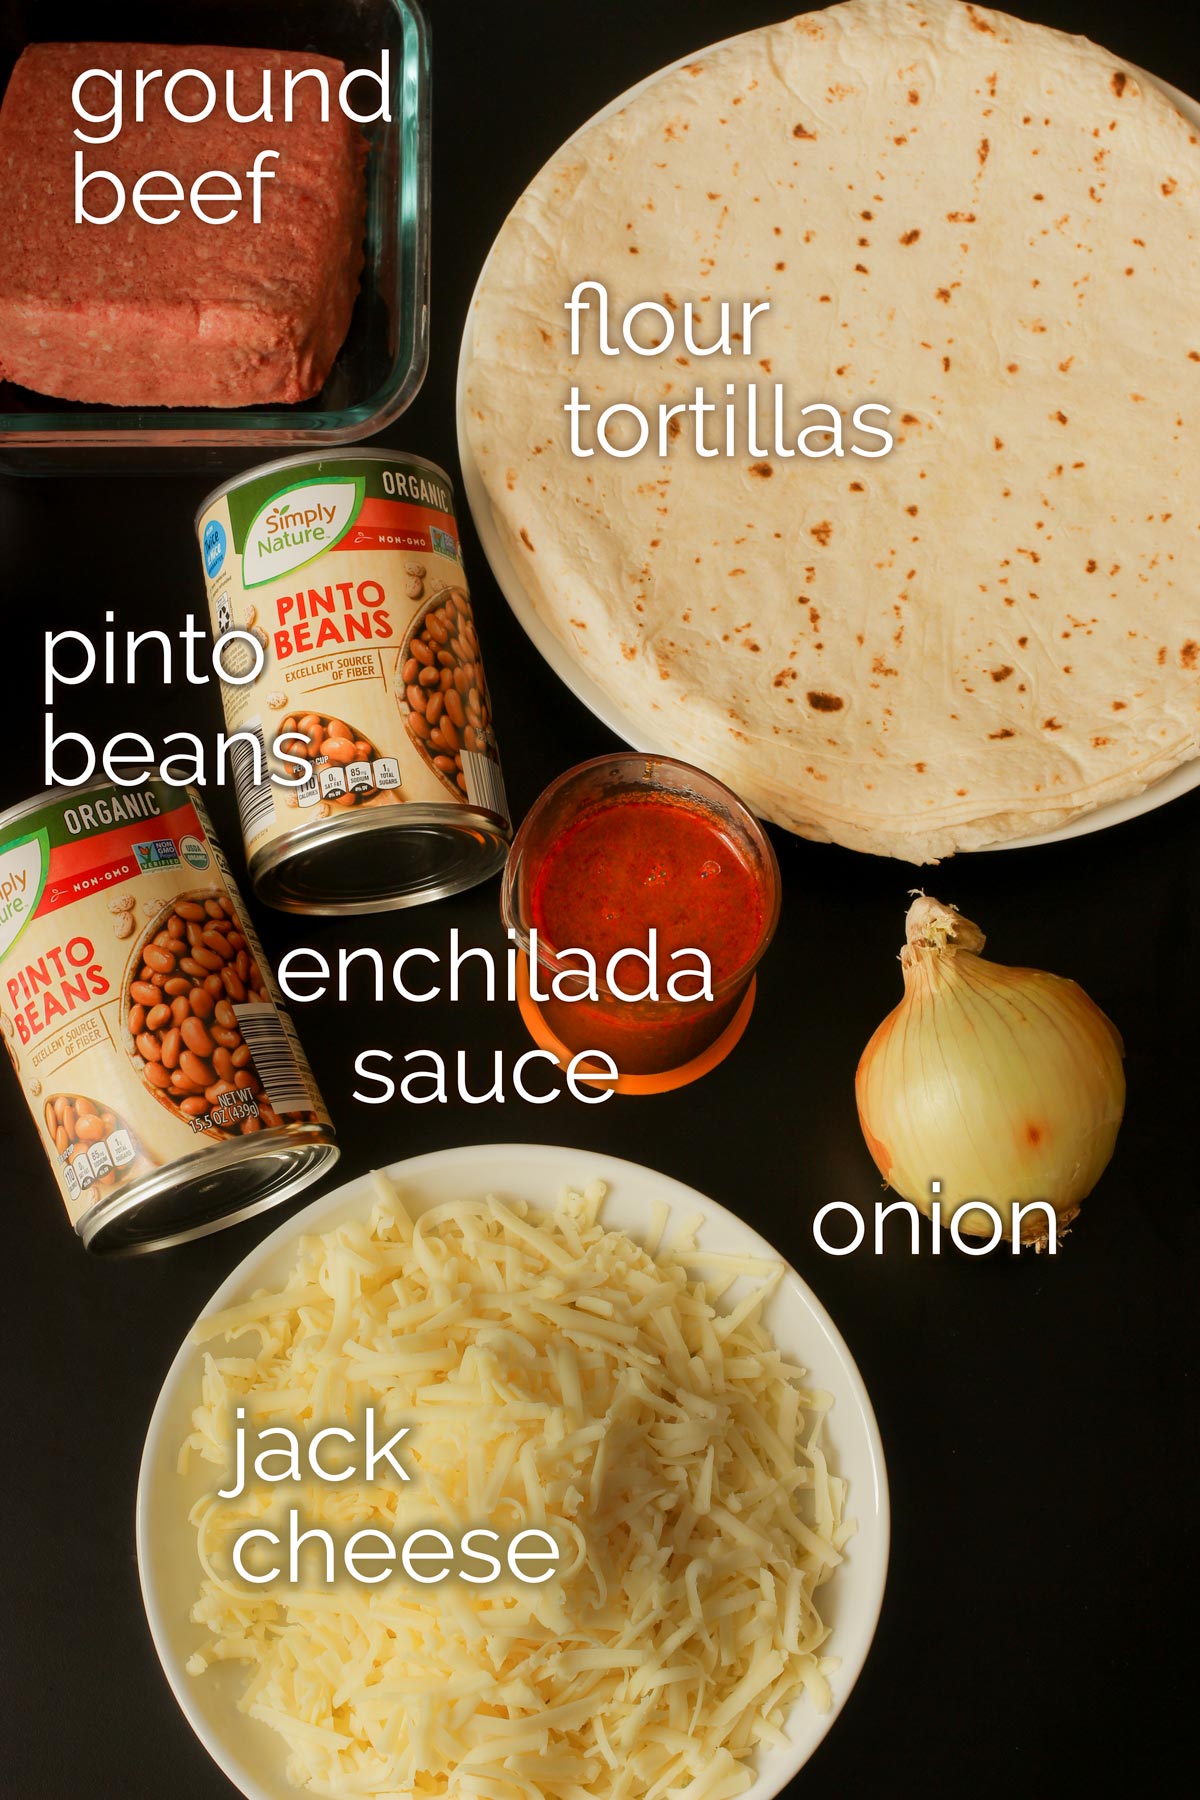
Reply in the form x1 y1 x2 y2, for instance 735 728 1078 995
463 0 1199 861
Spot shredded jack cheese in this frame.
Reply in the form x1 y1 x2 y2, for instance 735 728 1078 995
181 1175 853 1799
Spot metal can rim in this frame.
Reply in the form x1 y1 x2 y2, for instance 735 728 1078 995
78 1126 339 1255
249 801 511 916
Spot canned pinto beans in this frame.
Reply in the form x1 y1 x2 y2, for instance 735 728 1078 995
196 451 511 914
0 778 338 1255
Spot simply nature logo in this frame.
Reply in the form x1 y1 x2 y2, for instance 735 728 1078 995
0 832 48 960
242 477 365 587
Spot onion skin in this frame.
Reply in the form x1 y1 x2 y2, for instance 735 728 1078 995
855 898 1125 1243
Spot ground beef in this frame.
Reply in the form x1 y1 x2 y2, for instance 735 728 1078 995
0 42 367 408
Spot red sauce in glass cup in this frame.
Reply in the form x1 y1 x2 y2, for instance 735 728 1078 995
528 793 769 1074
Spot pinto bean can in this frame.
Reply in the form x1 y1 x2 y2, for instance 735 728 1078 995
196 451 511 914
0 778 338 1254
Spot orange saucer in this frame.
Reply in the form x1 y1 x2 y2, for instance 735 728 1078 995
515 952 756 1095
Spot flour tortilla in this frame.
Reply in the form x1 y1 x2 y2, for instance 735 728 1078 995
463 0 1200 861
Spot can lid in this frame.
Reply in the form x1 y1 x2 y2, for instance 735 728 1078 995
80 1129 339 1256
251 803 511 916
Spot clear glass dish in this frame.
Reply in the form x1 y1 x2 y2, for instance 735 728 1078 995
0 0 429 473
502 755 782 1075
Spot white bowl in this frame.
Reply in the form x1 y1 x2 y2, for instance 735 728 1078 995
138 1143 890 1800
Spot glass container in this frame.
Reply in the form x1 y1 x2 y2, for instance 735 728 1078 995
502 755 781 1076
0 0 429 473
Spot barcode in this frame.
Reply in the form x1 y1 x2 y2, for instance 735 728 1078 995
233 1005 313 1117
230 720 276 847
461 750 509 825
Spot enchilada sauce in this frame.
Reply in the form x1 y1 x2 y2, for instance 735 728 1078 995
529 795 766 1072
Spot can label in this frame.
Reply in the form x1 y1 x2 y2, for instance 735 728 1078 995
197 455 510 879
0 781 331 1231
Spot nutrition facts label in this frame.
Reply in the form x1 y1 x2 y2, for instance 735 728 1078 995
302 757 401 806
63 1127 135 1202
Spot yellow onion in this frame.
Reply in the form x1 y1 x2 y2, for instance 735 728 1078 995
855 895 1125 1244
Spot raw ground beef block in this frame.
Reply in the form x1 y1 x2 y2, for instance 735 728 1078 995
0 43 367 408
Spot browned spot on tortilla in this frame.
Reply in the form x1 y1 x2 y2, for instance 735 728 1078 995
621 644 636 661
1042 717 1062 731
855 263 870 274
668 416 682 439
1058 357 1074 373
810 520 833 546
908 88 920 104
537 326 552 346
773 667 798 687
978 138 990 166
948 211 977 222
1111 70 1127 97
900 229 921 245
749 462 773 478
1181 641 1199 668
990 665 1014 682
1112 699 1127 710
1091 736 1113 748
807 691 844 712
966 5 997 31
1157 645 1168 666
994 436 1005 450
935 287 952 302
989 728 1015 739
1025 1122 1043 1147
905 504 919 516
942 356 951 371
793 122 816 139
1189 350 1200 362
1051 410 1068 425
849 481 864 492
775 260 786 270
519 528 534 551
1162 178 1178 195
1086 559 1097 572
913 761 927 772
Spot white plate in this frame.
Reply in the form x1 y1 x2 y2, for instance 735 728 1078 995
138 1143 889 1800
456 49 1200 853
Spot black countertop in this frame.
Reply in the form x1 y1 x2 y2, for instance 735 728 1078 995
2 2 1195 1794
